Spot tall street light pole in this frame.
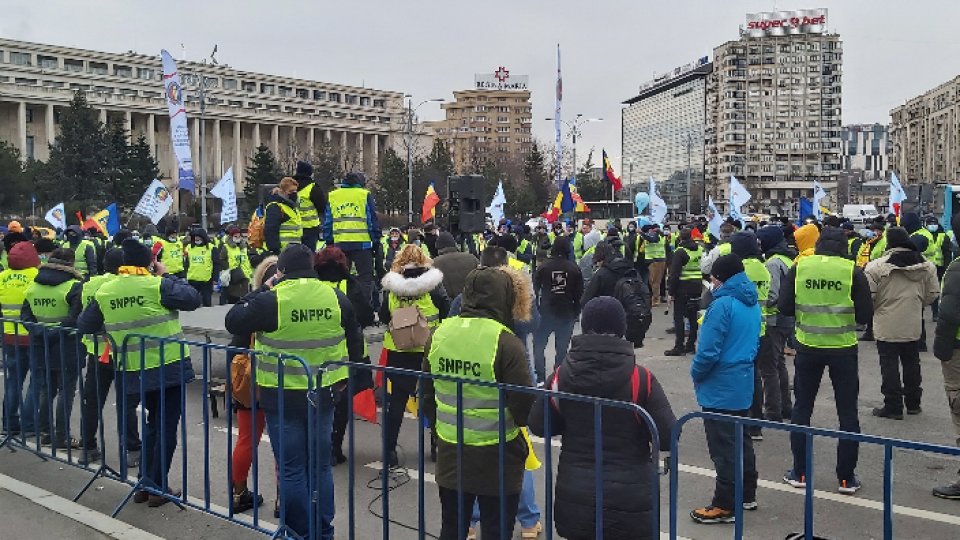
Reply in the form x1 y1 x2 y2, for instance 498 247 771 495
194 45 218 229
406 96 444 223
545 114 602 181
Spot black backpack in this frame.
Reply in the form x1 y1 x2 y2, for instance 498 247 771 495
613 270 651 321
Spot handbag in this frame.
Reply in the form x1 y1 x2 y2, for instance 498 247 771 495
230 336 257 408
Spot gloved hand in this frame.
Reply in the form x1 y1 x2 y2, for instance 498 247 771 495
219 270 231 288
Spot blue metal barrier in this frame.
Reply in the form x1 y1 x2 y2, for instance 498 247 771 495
668 412 960 540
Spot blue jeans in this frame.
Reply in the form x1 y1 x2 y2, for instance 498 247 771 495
2 343 31 432
139 384 183 491
532 312 576 383
263 386 335 540
471 469 540 529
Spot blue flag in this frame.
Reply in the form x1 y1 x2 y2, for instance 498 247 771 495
559 178 576 213
104 203 121 236
797 197 813 225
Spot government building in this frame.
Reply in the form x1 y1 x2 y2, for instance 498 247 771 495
0 37 406 194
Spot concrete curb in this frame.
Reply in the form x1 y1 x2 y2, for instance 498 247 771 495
0 472 163 540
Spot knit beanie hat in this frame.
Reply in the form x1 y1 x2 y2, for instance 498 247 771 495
711 253 744 283
885 227 915 251
7 241 40 270
277 244 315 274
122 238 153 267
436 232 457 251
103 248 125 274
581 296 626 338
729 231 761 259
755 225 784 254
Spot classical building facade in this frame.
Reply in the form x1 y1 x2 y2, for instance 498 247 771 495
705 21 843 215
622 60 711 215
889 75 960 185
425 88 533 174
0 38 405 194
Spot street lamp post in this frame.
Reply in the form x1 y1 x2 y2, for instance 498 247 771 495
405 96 444 223
545 114 602 180
193 46 218 230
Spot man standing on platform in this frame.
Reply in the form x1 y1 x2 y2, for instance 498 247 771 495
323 172 381 308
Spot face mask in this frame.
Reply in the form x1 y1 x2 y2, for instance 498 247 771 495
168 236 177 242
194 239 203 245
232 235 242 243
927 224 938 232
864 230 876 239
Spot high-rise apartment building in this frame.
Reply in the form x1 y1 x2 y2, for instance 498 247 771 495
426 70 533 174
0 37 404 191
705 9 842 215
889 75 960 185
622 58 711 215
841 123 889 179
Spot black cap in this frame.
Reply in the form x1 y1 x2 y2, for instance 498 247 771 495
121 238 152 268
103 248 125 274
294 160 313 179
711 253 744 283
277 244 315 274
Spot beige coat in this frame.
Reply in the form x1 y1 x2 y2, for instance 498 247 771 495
864 248 940 342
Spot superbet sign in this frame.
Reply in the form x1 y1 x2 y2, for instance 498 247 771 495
745 8 827 37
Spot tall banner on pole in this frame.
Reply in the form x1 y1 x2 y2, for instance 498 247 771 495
210 168 238 224
889 172 907 217
649 177 668 224
707 197 723 240
161 50 195 192
134 179 175 224
812 180 827 220
486 181 506 224
728 175 752 222
554 45 563 188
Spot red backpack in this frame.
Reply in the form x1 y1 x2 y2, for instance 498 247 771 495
549 364 652 423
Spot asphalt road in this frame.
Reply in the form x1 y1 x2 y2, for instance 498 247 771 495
2 307 960 539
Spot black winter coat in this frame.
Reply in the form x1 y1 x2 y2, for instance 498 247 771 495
580 257 636 306
529 334 675 540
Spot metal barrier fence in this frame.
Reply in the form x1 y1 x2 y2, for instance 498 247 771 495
667 412 960 540
1 319 665 540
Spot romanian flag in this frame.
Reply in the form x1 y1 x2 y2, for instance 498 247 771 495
602 149 623 192
421 182 440 224
91 203 121 236
541 180 590 223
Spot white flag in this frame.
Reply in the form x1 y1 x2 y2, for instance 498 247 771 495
707 197 723 240
134 179 175 224
44 202 66 230
486 181 506 224
161 50 195 192
889 172 907 216
210 168 238 225
648 177 668 224
812 180 827 220
728 175 752 222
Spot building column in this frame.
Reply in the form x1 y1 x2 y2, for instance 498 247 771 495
146 114 156 155
289 125 297 155
99 108 107 124
124 110 132 141
212 119 222 178
233 120 242 186
340 131 348 164
307 127 315 155
271 124 279 154
371 134 380 177
325 129 332 143
16 102 27 158
356 132 365 172
191 117 200 179
253 123 261 150
45 103 56 155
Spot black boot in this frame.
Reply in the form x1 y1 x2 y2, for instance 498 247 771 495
664 345 686 356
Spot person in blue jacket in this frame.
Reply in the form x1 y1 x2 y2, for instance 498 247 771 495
689 253 761 525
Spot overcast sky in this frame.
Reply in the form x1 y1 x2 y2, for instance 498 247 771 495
5 0 960 171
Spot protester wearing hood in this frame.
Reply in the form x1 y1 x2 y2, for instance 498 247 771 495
76 248 141 467
225 244 363 536
576 230 603 284
264 177 302 255
218 226 253 304
0 241 41 437
529 297 676 539
532 236 583 384
864 228 939 420
432 231 479 299
293 161 326 251
421 265 535 540
315 246 375 466
21 248 84 448
378 244 449 467
666 228 704 356
185 228 221 307
756 225 795 421
779 226 873 495
323 171 382 315
793 223 820 262
64 225 98 278
932 215 960 500
689 254 761 524
423 222 440 258
157 226 185 278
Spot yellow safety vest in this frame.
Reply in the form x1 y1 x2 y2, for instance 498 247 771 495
0 267 38 336
794 255 856 348
186 244 214 282
384 290 440 352
298 183 321 229
267 200 303 249
158 239 185 274
328 187 371 244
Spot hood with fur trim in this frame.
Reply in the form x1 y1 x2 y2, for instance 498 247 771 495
460 265 532 328
381 266 444 298
253 255 278 289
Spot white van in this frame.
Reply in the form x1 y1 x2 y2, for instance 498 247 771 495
842 204 879 224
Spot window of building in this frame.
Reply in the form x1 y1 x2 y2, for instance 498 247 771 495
345 94 357 105
278 85 292 97
139 67 155 80
25 136 34 160
295 88 308 99
313 90 326 101
142 90 160 99
24 108 33 123
42 80 63 87
37 55 58 69
10 52 31 65
221 78 237 90
120 88 138 96
241 81 256 92
61 59 83 72
329 92 341 103
497 116 508 123
114 65 133 77
360 96 371 106
89 62 108 75
15 78 37 86
373 99 385 108
261 83 274 94
203 76 218 88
